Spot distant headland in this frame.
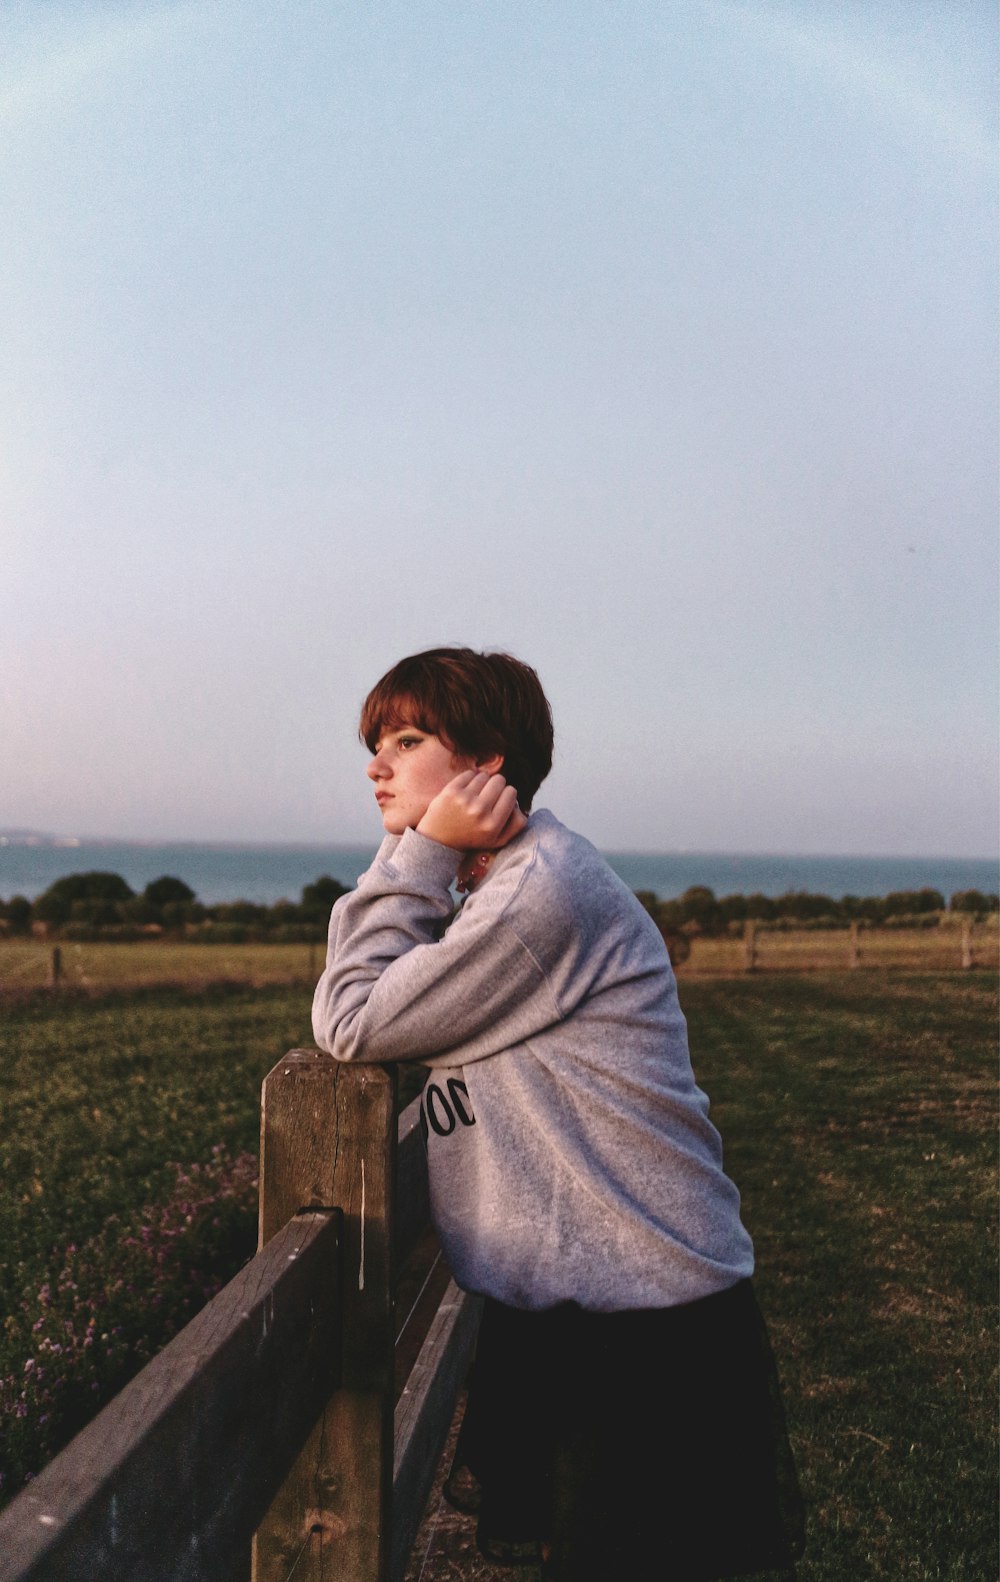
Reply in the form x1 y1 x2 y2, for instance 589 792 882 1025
0 830 82 849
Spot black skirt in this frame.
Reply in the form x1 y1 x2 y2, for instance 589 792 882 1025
445 1279 805 1581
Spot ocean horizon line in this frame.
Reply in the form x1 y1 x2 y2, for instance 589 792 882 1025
2 829 996 865
2 833 998 908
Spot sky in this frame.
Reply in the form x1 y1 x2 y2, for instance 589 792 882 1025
2 0 997 857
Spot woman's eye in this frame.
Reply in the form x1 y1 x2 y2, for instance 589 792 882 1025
398 735 422 749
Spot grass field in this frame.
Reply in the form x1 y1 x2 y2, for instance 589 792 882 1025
1 974 996 1577
1 920 996 994
681 975 997 1581
0 986 313 1298
0 938 325 993
0 984 316 1496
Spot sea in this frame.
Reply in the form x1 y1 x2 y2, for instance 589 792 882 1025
1 840 996 907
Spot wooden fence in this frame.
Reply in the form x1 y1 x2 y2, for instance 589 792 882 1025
0 1053 481 1582
675 917 993 975
0 924 992 997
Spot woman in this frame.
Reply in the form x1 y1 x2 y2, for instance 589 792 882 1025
312 646 803 1581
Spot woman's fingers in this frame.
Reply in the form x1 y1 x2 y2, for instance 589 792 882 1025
418 772 524 849
496 800 529 846
471 772 513 811
444 771 511 816
444 769 482 792
470 777 521 836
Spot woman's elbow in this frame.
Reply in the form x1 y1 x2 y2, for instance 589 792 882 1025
311 1000 375 1063
311 983 354 1058
311 1011 335 1055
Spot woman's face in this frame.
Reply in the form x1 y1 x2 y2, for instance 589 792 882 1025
366 725 474 835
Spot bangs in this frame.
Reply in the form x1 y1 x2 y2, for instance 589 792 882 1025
359 690 446 753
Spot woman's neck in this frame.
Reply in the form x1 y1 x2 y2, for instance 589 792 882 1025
456 849 495 893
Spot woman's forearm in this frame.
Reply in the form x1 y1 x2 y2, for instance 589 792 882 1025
311 829 560 1064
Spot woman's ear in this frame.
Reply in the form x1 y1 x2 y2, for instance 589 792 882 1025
476 752 504 775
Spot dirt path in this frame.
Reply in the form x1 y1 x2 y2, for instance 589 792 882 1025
403 1392 544 1582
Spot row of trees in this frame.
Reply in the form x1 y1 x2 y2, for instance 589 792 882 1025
636 885 998 937
0 872 996 943
0 872 350 943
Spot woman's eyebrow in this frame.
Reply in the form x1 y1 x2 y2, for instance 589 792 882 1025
377 723 424 747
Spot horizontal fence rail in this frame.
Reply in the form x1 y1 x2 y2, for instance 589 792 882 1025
392 1280 481 1582
0 1212 340 1582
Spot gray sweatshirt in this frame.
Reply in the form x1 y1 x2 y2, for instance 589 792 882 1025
311 809 754 1311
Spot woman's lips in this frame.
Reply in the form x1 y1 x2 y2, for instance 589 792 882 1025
375 792 392 805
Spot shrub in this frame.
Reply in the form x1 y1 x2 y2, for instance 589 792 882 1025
143 877 196 909
882 888 945 917
33 874 135 931
300 876 350 928
950 889 1000 916
0 896 32 936
0 1148 258 1501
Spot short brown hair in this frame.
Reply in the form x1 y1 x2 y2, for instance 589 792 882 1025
360 647 554 811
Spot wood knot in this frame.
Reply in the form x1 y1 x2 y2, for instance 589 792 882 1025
305 1509 348 1541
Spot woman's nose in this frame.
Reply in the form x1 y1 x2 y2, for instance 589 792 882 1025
367 752 389 781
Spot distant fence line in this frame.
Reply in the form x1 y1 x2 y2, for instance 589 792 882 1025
662 917 991 974
0 921 994 996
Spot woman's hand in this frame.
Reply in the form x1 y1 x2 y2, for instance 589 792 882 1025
416 771 528 851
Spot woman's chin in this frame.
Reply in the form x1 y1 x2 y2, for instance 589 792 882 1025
380 809 410 836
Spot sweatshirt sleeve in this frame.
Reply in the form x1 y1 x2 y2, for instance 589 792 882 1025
311 828 561 1064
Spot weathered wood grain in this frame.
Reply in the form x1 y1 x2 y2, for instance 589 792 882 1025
252 1052 396 1582
0 1212 340 1582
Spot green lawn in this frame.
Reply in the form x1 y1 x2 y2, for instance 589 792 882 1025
1 975 996 1577
0 937 322 993
0 984 313 1293
0 985 316 1496
681 974 997 1582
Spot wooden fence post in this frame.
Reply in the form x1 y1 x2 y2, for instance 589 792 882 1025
960 918 973 970
252 1052 397 1582
848 921 860 970
48 946 61 989
743 920 757 973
